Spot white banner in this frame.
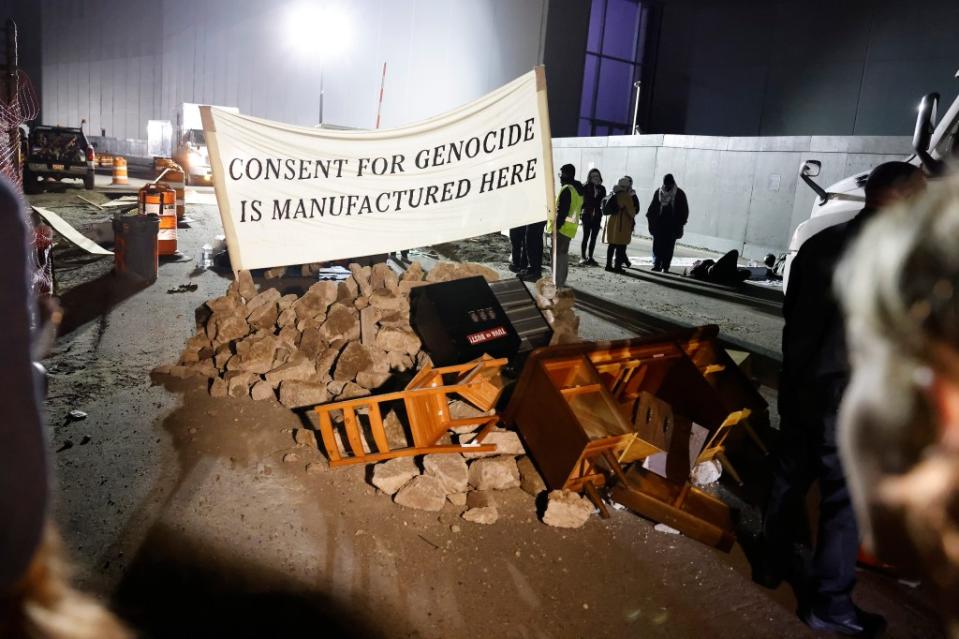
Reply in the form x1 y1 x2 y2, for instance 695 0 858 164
202 68 555 271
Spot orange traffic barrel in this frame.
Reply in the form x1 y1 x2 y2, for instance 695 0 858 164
112 156 128 185
139 182 177 256
158 163 186 220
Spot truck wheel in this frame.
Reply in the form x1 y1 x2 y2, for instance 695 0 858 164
84 172 95 190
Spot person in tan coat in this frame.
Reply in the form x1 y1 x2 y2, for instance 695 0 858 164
603 177 638 273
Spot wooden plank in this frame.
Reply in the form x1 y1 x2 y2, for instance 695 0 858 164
560 384 604 397
368 403 390 454
343 408 365 458
316 410 341 462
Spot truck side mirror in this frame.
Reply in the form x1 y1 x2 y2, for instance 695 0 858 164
799 159 828 205
914 92 946 176
801 160 821 178
913 93 939 153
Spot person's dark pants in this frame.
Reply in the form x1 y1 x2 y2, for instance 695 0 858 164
606 244 627 269
763 384 859 618
524 221 546 274
509 226 527 270
652 233 676 271
580 210 602 259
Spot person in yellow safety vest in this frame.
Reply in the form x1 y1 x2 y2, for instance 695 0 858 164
545 163 584 287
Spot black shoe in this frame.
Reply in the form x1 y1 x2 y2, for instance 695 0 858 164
623 259 632 267
613 267 626 274
586 258 599 266
604 265 615 272
519 270 542 282
651 266 662 272
800 606 886 637
508 264 523 273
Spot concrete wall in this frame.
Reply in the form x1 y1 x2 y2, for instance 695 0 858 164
35 0 547 140
553 134 911 257
647 0 959 136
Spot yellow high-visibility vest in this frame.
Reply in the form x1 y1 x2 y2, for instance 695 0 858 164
547 184 583 239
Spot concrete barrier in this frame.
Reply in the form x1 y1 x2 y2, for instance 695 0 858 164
553 134 911 258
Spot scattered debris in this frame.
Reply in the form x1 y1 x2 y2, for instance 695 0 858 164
533 277 581 345
68 409 88 421
690 459 722 487
468 456 521 491
79 435 91 446
462 491 499 524
371 457 419 495
394 475 447 511
56 440 74 453
517 456 546 497
543 490 593 529
166 283 199 294
654 523 681 535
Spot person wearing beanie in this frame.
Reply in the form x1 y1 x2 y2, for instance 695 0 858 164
579 168 606 266
544 163 584 287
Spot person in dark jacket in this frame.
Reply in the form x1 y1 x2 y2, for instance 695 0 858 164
755 161 924 637
547 163 584 287
579 168 606 266
645 174 688 272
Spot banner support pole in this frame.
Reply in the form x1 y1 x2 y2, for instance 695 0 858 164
534 66 557 285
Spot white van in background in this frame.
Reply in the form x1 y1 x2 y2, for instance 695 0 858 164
784 72 959 290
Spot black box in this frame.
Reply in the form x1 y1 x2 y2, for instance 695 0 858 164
410 276 521 366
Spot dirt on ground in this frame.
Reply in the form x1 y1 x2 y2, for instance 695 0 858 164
34 180 944 638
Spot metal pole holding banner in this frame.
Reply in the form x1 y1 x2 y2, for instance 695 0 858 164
534 66 557 284
375 62 387 129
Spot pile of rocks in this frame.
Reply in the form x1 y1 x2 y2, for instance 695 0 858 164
367 424 543 525
533 277 581 345
155 260 499 407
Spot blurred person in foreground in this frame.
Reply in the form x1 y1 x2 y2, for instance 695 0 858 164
0 176 129 639
838 176 959 636
756 161 925 637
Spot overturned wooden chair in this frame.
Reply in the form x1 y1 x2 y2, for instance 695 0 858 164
314 355 508 467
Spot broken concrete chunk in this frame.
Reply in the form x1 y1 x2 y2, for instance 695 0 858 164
447 492 467 506
277 326 300 348
394 475 447 511
416 351 433 370
209 377 228 398
277 307 297 328
278 293 298 310
369 290 408 313
377 311 410 328
247 301 279 331
355 371 391 390
468 456 520 491
209 314 250 345
226 371 256 398
383 410 409 449
375 327 421 356
461 429 525 458
236 270 257 300
320 303 360 343
279 381 329 408
337 277 359 302
371 457 419 495
336 382 371 401
334 341 373 382
370 262 399 293
294 428 318 449
542 490 593 529
388 351 415 372
354 296 371 310
400 261 425 282
462 490 499 524
360 306 379 346
266 353 316 387
348 263 373 297
226 334 281 375
517 456 547 497
251 380 275 401
423 454 468 494
207 295 239 314
246 287 281 314
425 262 500 283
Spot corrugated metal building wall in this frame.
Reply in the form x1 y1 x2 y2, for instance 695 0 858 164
40 0 548 140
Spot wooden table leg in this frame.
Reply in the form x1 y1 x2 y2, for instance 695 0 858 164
584 482 610 519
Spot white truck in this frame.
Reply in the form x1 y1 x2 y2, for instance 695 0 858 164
785 72 959 289
174 102 239 185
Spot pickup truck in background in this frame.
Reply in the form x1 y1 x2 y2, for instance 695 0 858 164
22 125 96 193
174 102 239 185
786 70 959 290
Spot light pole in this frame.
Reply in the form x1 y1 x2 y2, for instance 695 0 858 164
285 3 352 127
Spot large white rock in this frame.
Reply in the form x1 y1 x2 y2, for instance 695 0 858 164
422 454 468 494
467 456 520 491
542 490 593 529
371 457 419 495
394 475 447 511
